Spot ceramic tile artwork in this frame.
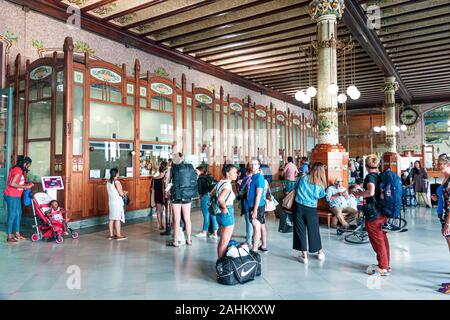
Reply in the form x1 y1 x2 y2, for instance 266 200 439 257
0 205 449 300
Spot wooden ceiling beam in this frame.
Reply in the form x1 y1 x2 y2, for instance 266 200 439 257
342 0 412 104
81 0 116 13
138 0 275 36
103 0 167 21
124 0 219 30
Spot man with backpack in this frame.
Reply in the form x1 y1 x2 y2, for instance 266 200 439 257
195 166 218 239
168 152 198 247
355 154 391 276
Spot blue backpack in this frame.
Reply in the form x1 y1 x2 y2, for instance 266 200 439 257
379 170 403 219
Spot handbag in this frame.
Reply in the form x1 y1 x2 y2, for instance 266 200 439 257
114 180 130 206
282 178 300 210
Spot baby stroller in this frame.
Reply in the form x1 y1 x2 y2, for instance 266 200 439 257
30 192 79 244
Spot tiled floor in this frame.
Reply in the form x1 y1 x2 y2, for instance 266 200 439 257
0 206 449 300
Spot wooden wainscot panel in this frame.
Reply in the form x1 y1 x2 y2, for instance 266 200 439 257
70 172 84 219
135 177 151 210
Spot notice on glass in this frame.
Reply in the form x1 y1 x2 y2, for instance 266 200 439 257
41 176 65 191
126 167 133 177
90 169 101 179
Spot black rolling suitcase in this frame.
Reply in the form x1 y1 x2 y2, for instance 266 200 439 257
430 183 440 207
279 209 294 233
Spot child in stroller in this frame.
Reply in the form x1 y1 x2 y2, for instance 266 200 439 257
31 192 79 244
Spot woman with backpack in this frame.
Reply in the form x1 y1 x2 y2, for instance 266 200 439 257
355 154 390 276
195 166 218 240
4 156 33 243
212 164 238 258
292 162 327 263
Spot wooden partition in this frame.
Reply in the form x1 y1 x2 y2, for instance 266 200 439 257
7 36 313 221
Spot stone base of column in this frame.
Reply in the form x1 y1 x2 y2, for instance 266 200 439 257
382 152 400 176
311 143 349 211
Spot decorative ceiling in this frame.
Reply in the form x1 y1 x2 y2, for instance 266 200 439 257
12 0 450 109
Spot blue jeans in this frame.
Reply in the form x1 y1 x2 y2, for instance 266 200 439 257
286 180 295 193
241 199 253 243
216 207 235 227
201 194 218 232
4 195 22 234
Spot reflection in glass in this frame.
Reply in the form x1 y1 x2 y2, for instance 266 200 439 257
90 101 134 140
140 144 172 176
28 141 51 182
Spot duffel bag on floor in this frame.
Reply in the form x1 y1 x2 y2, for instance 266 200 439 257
216 246 261 285
279 210 293 233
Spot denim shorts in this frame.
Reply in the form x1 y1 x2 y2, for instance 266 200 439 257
216 206 234 227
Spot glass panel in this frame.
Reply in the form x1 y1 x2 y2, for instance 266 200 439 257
186 106 192 155
140 109 173 142
73 86 84 155
140 98 147 108
55 71 64 155
29 82 51 101
195 105 202 154
151 96 173 112
90 101 134 140
176 103 183 152
89 141 134 178
28 100 51 139
223 109 227 157
28 141 51 182
126 95 134 106
140 144 172 176
90 84 122 103
424 104 450 159
17 93 24 155
215 105 220 160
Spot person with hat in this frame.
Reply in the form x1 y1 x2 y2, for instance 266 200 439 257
326 177 357 230
3 156 33 243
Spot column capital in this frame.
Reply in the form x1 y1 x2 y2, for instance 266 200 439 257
309 0 345 20
381 76 399 93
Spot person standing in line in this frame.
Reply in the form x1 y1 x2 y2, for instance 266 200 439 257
153 161 168 231
300 157 310 176
212 164 238 258
292 162 327 263
195 166 219 240
106 168 128 240
248 159 268 253
409 160 431 208
355 154 390 276
169 152 198 247
239 163 253 247
436 154 450 251
4 156 33 243
284 156 299 193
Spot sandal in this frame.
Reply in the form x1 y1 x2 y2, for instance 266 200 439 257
116 235 128 240
186 240 192 246
438 287 450 294
16 235 27 240
167 241 179 247
7 237 18 243
107 235 115 240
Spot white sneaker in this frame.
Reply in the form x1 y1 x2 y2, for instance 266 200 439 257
298 252 308 264
317 251 325 261
209 234 219 240
194 232 207 238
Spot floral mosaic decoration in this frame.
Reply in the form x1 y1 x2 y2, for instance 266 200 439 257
92 2 117 16
0 31 18 54
154 67 169 78
74 40 95 55
113 13 137 25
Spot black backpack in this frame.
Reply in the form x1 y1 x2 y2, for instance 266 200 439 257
171 163 199 200
205 175 217 192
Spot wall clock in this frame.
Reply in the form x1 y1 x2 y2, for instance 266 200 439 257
400 108 419 126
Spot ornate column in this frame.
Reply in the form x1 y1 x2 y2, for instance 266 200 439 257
382 76 400 174
309 0 349 195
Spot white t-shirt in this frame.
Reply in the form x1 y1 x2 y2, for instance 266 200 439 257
217 180 235 206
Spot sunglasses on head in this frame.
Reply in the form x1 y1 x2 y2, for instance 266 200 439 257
439 153 449 161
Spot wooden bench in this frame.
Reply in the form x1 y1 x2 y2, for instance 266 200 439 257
317 209 332 229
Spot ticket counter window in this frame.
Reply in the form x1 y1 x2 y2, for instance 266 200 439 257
90 101 134 140
89 141 134 179
140 110 173 143
140 144 172 176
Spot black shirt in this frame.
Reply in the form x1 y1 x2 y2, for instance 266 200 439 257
363 172 380 204
197 175 210 196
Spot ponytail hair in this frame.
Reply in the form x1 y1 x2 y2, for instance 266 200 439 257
109 168 119 184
